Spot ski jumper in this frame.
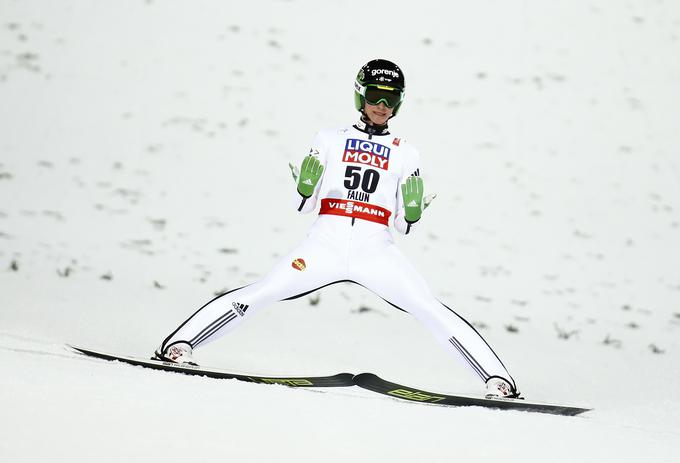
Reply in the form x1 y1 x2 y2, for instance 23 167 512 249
161 119 517 390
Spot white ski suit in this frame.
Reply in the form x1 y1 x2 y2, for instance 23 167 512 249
161 119 517 390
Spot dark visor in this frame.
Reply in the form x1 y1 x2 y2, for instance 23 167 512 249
364 85 403 108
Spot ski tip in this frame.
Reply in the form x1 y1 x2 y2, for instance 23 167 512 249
353 372 387 385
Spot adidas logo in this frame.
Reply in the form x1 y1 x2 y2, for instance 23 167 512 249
232 302 249 316
302 179 313 185
407 200 419 207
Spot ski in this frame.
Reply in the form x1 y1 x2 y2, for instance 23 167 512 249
353 373 592 416
68 345 355 388
68 346 592 414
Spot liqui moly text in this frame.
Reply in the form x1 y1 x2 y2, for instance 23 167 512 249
342 139 391 170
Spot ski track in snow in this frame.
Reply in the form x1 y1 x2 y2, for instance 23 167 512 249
1 0 680 462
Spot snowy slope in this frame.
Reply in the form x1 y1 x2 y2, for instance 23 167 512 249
1 0 679 461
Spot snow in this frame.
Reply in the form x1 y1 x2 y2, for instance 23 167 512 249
1 0 679 461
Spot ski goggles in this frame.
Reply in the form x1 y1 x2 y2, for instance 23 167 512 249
356 82 404 108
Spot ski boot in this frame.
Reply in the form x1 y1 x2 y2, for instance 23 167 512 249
153 342 198 366
485 377 521 399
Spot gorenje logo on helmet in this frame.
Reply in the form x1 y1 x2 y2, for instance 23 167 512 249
371 69 399 78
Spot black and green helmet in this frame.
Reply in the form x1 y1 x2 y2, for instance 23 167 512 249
354 59 406 117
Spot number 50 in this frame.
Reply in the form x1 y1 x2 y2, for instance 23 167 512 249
344 166 380 193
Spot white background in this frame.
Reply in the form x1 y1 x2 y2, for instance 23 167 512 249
1 0 679 461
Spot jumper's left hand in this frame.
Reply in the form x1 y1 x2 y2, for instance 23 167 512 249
401 176 424 223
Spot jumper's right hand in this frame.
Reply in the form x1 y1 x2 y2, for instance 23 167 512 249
297 156 324 198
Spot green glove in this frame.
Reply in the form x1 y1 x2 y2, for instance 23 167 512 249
401 175 424 223
297 155 324 198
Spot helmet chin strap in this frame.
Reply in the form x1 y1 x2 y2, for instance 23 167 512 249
356 115 390 138
360 113 388 129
